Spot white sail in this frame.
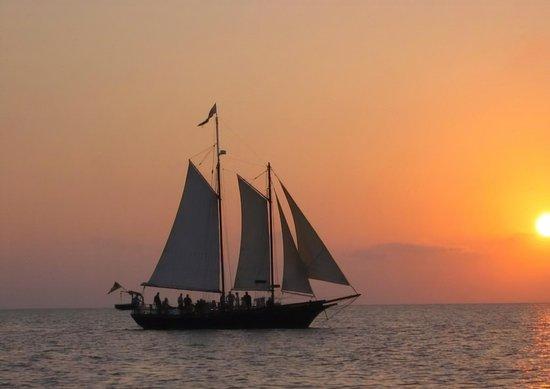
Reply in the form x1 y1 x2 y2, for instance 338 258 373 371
233 176 270 291
145 161 221 292
280 183 349 285
277 197 313 295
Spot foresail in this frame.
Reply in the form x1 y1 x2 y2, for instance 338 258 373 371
277 197 313 295
280 183 350 286
146 161 221 292
233 176 270 291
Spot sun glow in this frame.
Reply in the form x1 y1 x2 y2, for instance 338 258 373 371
536 213 550 237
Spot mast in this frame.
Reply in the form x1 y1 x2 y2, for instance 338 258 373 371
267 162 275 302
215 112 226 298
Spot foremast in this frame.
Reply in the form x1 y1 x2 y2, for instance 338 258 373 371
214 109 226 299
267 162 275 303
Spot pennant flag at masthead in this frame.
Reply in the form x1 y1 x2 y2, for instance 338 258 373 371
197 103 217 126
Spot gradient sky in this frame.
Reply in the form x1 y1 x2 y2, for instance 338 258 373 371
1 1 549 308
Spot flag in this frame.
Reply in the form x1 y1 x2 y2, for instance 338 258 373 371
108 281 123 294
197 103 217 126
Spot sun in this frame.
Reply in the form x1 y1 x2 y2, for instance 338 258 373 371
536 213 550 237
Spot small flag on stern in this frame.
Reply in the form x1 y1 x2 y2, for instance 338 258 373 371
108 281 123 294
197 103 217 126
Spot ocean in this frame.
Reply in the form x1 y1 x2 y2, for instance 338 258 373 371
0 304 548 387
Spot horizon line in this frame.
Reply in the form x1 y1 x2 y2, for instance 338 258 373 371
1 301 549 311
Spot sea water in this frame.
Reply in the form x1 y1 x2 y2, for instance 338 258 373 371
0 304 548 387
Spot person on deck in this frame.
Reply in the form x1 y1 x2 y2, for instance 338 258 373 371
195 299 205 313
235 292 240 309
162 297 171 311
177 293 184 310
226 291 235 309
184 294 192 310
219 294 225 309
154 292 162 310
243 292 252 309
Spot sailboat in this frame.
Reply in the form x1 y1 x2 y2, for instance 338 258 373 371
123 104 360 329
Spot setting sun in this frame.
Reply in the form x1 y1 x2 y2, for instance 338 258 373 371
536 213 550 237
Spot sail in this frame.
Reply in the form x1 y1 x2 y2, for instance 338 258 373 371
145 161 221 292
277 197 313 295
233 176 271 291
280 183 349 285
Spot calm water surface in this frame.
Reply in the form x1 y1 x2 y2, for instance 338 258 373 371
0 304 548 387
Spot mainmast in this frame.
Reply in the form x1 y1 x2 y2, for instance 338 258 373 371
215 111 226 298
267 162 275 302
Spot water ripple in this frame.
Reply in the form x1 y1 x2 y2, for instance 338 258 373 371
0 304 548 387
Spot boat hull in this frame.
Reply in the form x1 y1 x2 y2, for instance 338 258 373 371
115 303 139 311
130 300 331 330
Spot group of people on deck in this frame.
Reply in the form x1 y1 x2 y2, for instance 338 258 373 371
152 290 271 313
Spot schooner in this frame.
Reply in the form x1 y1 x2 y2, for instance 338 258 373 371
121 104 360 329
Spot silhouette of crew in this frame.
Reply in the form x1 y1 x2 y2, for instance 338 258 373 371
130 292 142 307
195 298 206 313
162 297 171 311
154 292 162 310
226 291 235 309
235 292 240 309
184 294 192 310
242 292 252 309
177 293 184 310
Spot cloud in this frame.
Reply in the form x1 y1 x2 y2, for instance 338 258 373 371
348 242 473 261
338 239 550 305
1 237 547 308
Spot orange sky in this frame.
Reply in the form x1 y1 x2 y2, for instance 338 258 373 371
1 1 549 308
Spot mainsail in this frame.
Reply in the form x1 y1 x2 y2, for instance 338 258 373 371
145 161 221 292
276 197 313 295
233 176 271 291
280 182 349 285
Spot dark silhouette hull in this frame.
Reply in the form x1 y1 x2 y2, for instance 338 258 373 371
115 303 138 311
131 300 334 330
